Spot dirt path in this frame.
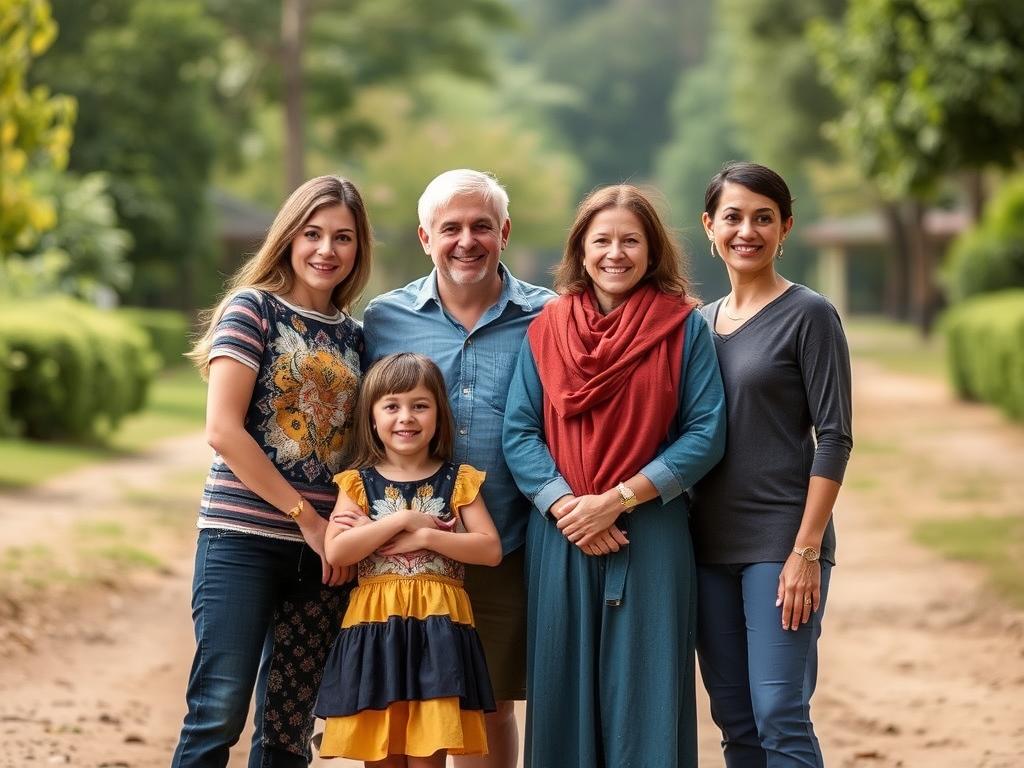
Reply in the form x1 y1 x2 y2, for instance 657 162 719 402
1 360 1022 767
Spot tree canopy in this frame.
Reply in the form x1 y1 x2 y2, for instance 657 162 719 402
811 0 1024 200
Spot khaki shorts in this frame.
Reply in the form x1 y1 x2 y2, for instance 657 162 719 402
463 545 527 701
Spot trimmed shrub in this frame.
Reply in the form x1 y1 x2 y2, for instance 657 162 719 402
117 307 191 369
943 290 1024 420
0 298 159 439
943 174 1024 302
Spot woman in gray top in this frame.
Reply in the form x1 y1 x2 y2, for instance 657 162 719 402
692 162 853 768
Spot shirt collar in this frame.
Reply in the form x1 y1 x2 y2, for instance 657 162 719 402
412 263 535 313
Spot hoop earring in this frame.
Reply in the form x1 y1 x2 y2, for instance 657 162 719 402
776 243 784 260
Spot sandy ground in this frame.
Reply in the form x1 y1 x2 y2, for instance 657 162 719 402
1 357 1022 767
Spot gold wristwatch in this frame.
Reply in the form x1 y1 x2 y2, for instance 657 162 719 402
615 482 638 511
286 498 304 521
792 545 820 563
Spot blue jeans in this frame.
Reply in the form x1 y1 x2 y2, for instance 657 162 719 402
171 529 332 768
697 562 832 768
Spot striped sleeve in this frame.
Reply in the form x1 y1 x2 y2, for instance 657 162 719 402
209 290 267 372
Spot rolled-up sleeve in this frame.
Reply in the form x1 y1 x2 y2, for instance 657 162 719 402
502 337 571 519
639 310 727 504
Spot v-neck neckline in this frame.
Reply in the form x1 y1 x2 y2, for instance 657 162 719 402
712 283 799 341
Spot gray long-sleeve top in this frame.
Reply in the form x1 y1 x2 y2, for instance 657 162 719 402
691 284 853 565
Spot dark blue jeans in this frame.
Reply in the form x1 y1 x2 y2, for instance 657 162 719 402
171 529 336 768
697 562 832 768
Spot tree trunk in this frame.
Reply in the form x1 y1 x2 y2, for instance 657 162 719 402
901 200 939 336
281 0 308 192
963 169 986 223
880 202 910 321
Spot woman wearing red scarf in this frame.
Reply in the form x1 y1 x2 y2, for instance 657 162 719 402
502 185 726 767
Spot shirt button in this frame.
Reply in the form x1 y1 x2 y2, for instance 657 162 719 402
462 387 471 395
459 427 468 435
466 339 473 346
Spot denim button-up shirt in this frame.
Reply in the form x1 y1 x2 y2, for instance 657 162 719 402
363 265 555 554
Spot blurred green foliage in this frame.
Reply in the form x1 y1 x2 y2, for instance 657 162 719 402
117 307 191 370
943 290 1024 420
811 0 1024 199
943 174 1024 302
656 37 745 301
204 0 516 190
7 0 1023 365
721 0 844 171
351 80 579 290
35 0 222 308
5 171 132 301
518 0 711 194
0 0 75 258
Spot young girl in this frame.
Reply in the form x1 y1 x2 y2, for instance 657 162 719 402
171 176 371 768
314 352 501 767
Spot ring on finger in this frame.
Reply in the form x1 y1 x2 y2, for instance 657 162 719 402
803 596 812 606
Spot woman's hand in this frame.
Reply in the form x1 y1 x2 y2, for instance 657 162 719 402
377 529 427 556
296 506 336 585
776 553 821 630
578 525 629 556
334 563 357 585
556 490 622 544
549 494 578 520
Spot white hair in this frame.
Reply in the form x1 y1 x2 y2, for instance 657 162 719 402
417 169 510 231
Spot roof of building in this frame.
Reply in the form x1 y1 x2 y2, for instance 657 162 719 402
802 208 969 247
209 189 274 242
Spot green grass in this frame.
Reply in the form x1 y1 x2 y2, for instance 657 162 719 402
913 516 1024 607
0 366 206 489
845 316 946 379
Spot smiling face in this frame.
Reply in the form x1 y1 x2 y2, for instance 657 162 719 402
582 206 650 313
703 181 793 279
371 383 438 461
288 203 358 312
417 193 510 289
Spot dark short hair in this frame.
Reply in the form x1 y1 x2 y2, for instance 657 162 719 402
349 353 454 468
704 162 794 220
553 184 693 299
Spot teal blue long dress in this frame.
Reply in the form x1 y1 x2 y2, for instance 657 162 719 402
502 309 726 767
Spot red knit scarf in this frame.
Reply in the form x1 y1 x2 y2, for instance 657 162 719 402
527 284 692 496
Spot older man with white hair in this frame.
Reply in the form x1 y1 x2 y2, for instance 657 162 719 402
362 169 554 767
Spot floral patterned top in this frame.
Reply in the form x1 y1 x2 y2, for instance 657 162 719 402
199 289 363 540
335 463 486 582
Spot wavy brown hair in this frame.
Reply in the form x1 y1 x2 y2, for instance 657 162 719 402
349 353 454 469
188 175 373 377
553 184 694 300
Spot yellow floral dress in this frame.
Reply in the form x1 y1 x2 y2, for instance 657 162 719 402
314 463 495 760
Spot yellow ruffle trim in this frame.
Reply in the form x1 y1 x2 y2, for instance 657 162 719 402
342 575 476 628
320 697 488 760
452 464 486 514
333 469 368 511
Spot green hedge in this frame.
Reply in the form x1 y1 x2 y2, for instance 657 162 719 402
0 298 159 439
117 307 191 369
943 290 1024 420
943 174 1024 302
